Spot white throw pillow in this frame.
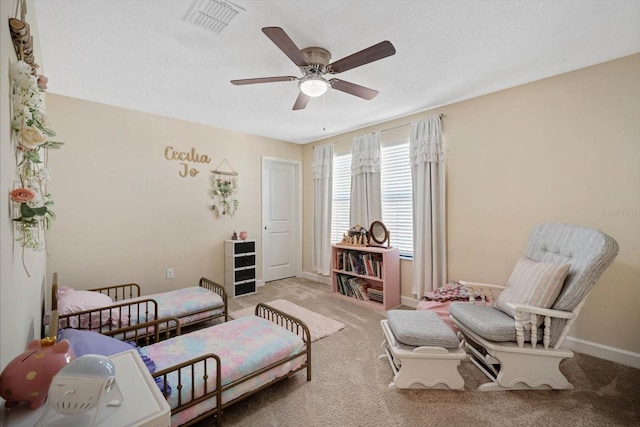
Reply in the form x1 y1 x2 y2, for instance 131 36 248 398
494 257 570 325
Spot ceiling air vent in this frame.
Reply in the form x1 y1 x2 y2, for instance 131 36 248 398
183 0 245 34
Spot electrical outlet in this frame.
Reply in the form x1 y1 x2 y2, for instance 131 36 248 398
166 268 175 279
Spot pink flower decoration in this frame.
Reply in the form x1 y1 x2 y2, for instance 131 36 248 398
9 188 36 203
37 75 48 90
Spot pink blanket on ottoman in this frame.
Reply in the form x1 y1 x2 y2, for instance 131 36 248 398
416 282 483 332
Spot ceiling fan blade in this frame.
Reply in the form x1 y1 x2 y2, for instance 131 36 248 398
328 40 396 74
329 79 379 100
231 76 297 85
292 92 310 110
262 27 310 67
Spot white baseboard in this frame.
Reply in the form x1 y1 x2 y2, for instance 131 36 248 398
401 295 420 308
564 336 640 369
256 279 265 288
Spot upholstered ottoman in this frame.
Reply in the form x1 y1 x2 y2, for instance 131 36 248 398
379 309 466 389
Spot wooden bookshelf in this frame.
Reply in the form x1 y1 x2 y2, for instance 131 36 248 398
331 244 400 310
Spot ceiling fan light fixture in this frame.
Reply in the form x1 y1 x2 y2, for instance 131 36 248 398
299 76 329 97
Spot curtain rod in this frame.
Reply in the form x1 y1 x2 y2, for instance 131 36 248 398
380 113 445 134
316 113 445 147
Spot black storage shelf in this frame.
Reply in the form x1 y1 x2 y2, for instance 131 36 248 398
225 239 257 298
235 254 255 268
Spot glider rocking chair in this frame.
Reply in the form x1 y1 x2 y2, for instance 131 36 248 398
449 223 618 391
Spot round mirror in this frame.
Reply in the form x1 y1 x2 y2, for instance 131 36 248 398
368 221 390 248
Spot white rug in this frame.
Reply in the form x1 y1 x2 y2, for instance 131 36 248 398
229 299 345 342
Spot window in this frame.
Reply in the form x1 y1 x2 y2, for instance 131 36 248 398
380 141 413 257
330 136 414 257
330 152 351 244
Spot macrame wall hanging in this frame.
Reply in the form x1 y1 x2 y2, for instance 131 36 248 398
210 159 239 217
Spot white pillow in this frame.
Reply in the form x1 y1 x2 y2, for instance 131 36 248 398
494 257 570 326
57 288 113 313
57 288 115 329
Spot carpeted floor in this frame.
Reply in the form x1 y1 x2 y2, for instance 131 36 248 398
194 277 640 426
229 299 345 342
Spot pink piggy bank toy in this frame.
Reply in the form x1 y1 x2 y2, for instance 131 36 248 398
0 337 74 409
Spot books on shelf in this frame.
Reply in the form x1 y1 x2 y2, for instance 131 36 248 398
334 249 384 279
331 244 399 310
367 287 384 303
335 274 376 302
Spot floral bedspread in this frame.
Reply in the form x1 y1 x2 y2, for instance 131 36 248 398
139 315 306 427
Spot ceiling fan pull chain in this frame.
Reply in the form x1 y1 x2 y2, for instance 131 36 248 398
322 93 326 132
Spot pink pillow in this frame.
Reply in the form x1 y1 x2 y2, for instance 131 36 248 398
57 288 116 329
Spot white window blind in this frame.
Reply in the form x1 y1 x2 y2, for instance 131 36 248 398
330 152 352 244
381 142 413 257
331 142 414 256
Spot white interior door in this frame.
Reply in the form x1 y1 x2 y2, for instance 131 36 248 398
262 158 301 282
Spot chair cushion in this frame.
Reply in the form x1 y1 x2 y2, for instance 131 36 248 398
386 309 459 349
449 302 540 342
493 257 570 325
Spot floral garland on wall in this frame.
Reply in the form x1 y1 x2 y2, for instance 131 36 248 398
9 60 63 275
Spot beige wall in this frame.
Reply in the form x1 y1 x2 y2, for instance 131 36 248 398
302 53 640 354
44 95 302 296
2 4 637 372
1 0 48 371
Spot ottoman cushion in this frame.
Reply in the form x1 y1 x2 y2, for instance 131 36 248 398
387 309 459 349
416 300 458 333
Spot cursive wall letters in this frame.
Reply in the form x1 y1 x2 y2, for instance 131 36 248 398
164 146 211 178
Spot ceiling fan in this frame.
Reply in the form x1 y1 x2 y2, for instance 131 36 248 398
231 27 396 110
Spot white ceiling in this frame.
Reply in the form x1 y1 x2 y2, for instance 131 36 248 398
32 0 640 144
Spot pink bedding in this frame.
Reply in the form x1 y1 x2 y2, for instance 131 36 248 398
121 286 225 326
139 315 306 426
58 286 225 334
